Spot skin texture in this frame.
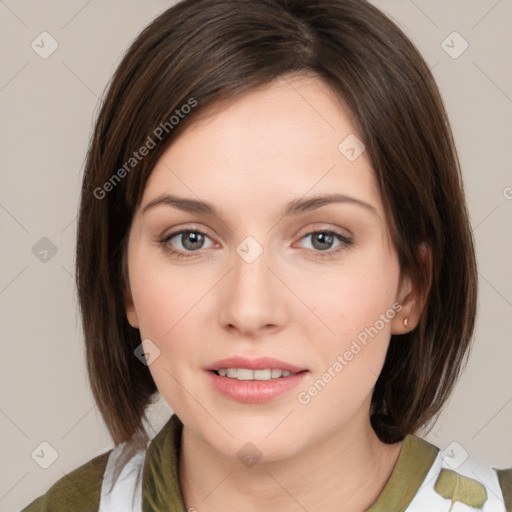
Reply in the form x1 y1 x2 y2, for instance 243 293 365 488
124 74 423 512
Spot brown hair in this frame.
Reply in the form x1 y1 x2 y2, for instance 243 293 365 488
76 0 477 446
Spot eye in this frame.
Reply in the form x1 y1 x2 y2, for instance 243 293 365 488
159 229 215 258
158 227 353 259
296 229 353 258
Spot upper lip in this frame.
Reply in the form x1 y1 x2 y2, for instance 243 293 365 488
205 356 308 373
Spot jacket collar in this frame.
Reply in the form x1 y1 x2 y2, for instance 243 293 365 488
142 413 439 512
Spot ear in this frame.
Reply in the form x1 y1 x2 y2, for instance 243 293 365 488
124 284 139 329
121 241 139 329
391 242 432 334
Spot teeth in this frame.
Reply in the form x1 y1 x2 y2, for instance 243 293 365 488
216 368 297 380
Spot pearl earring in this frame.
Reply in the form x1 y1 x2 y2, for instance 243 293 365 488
403 317 409 327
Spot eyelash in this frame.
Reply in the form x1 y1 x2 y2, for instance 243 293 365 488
158 227 354 260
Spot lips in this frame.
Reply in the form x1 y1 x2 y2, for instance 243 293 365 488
205 356 308 373
204 355 310 403
205 365 309 403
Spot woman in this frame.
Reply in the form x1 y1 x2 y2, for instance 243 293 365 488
21 0 512 510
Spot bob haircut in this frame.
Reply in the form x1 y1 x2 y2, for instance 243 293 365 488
76 0 477 446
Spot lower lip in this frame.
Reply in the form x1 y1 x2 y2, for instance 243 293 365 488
206 370 309 403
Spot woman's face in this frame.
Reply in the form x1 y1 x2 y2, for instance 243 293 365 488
124 74 413 461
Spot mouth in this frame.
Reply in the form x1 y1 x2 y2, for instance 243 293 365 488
205 355 308 374
205 356 310 403
210 368 308 380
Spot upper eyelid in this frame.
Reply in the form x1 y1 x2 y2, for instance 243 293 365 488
161 221 352 239
161 225 213 242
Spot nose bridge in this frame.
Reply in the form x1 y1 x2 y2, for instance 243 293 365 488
220 234 284 334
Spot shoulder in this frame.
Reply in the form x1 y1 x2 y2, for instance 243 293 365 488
20 449 112 512
407 435 512 511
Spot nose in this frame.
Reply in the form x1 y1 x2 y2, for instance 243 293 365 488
218 238 287 338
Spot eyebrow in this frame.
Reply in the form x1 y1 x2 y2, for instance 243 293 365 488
142 193 378 218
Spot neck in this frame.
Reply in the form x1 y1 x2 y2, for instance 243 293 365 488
179 412 403 512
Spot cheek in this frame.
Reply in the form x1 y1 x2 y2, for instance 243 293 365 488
130 250 205 339
129 260 204 408
299 249 400 381
293 266 400 422
128 253 215 385
306 249 399 331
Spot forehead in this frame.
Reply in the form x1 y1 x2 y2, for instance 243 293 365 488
138 74 382 219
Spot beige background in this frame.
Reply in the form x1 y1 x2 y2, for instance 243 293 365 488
0 1 511 510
